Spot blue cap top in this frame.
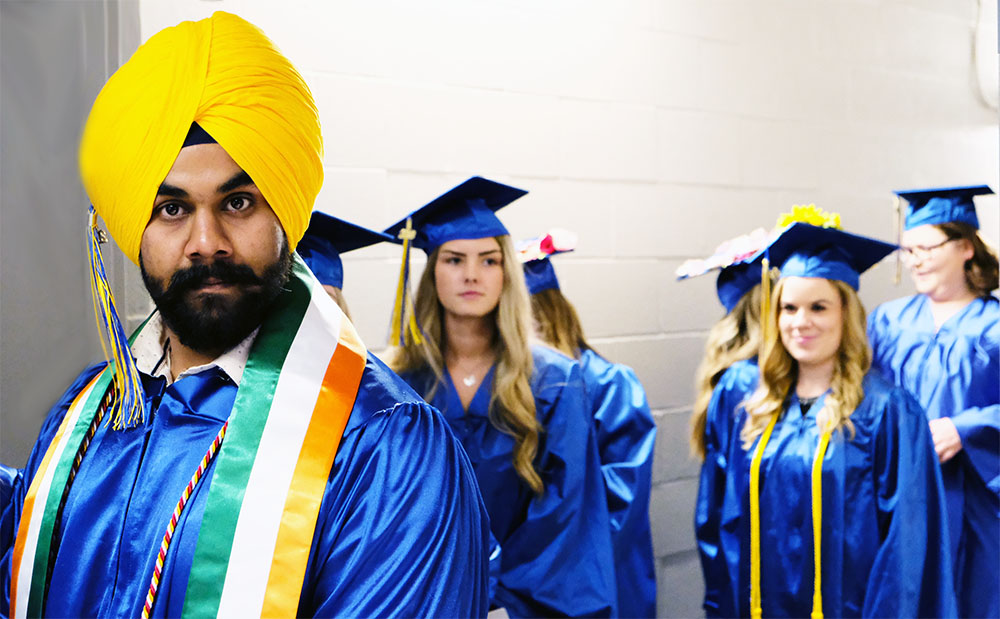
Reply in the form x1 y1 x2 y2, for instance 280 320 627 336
752 222 897 290
383 177 527 253
716 261 762 313
298 212 393 288
523 259 560 295
895 185 994 230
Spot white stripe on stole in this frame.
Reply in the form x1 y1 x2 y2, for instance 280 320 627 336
14 377 101 619
215 286 344 617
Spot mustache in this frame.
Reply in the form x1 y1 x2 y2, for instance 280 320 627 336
164 260 264 297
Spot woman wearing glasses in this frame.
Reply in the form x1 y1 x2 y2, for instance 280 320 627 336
868 186 999 618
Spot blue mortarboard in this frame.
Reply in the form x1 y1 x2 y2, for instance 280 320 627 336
753 222 897 290
297 212 393 289
716 261 762 313
523 259 560 295
383 177 527 253
517 230 577 295
676 227 770 312
895 185 994 230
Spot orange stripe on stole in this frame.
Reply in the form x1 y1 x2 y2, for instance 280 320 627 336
10 371 103 618
260 320 367 617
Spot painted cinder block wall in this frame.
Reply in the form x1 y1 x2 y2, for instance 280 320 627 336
134 1 1000 616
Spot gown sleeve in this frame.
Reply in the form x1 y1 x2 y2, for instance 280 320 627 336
0 363 106 618
695 361 756 619
582 352 657 618
299 400 490 619
863 386 957 618
493 361 618 618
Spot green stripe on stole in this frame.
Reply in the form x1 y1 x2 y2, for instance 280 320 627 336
181 260 313 617
27 368 114 616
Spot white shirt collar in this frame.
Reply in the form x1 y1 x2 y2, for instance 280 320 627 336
131 313 258 386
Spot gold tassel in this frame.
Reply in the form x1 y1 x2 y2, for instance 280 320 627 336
389 218 423 346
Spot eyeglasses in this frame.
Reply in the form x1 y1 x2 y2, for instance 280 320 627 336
899 238 955 262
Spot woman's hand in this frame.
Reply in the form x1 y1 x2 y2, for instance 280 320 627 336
928 417 963 463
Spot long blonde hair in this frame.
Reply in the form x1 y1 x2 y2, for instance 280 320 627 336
689 283 763 460
388 235 544 494
740 278 870 449
530 288 594 359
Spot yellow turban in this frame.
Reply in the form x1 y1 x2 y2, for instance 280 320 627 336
79 11 323 264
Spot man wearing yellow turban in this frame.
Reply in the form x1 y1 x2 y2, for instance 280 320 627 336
2 12 489 619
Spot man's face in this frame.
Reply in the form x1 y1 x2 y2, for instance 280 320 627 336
139 143 291 356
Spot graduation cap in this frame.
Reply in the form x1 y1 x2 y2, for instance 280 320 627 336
752 222 897 291
894 185 994 230
517 229 577 295
297 212 393 289
383 176 528 346
383 176 528 253
676 227 770 312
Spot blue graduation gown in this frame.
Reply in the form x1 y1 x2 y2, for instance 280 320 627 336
868 294 999 617
2 355 490 618
400 345 618 618
694 358 759 618
578 348 657 619
720 373 956 618
0 464 20 612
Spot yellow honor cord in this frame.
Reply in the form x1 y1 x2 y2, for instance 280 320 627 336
811 425 833 619
749 413 778 619
749 409 834 619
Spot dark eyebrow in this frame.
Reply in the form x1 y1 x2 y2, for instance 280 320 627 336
218 171 254 194
479 249 501 256
156 183 188 198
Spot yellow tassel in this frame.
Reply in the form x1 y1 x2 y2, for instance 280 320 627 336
760 257 772 345
88 208 145 429
389 218 423 346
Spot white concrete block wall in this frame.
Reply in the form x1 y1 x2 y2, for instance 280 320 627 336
130 1 1000 615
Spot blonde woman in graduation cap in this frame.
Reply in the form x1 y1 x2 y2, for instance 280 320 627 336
676 227 770 618
868 185 999 618
722 217 956 618
386 178 616 618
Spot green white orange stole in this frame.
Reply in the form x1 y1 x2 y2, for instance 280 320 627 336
11 257 367 617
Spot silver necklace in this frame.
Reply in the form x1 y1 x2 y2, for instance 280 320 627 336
462 374 476 387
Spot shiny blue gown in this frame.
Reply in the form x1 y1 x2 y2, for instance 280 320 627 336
719 373 956 617
868 294 999 617
694 358 758 618
578 348 657 619
399 345 617 618
1 355 490 618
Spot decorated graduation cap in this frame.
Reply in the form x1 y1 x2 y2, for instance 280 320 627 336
894 185 994 230
383 176 528 346
517 229 578 295
298 212 393 289
676 227 770 313
755 222 897 291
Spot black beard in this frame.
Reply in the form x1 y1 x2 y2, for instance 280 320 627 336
140 246 292 357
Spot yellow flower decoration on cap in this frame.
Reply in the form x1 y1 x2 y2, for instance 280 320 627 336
775 204 842 230
79 11 323 263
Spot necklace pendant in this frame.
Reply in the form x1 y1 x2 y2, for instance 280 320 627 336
462 375 476 387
